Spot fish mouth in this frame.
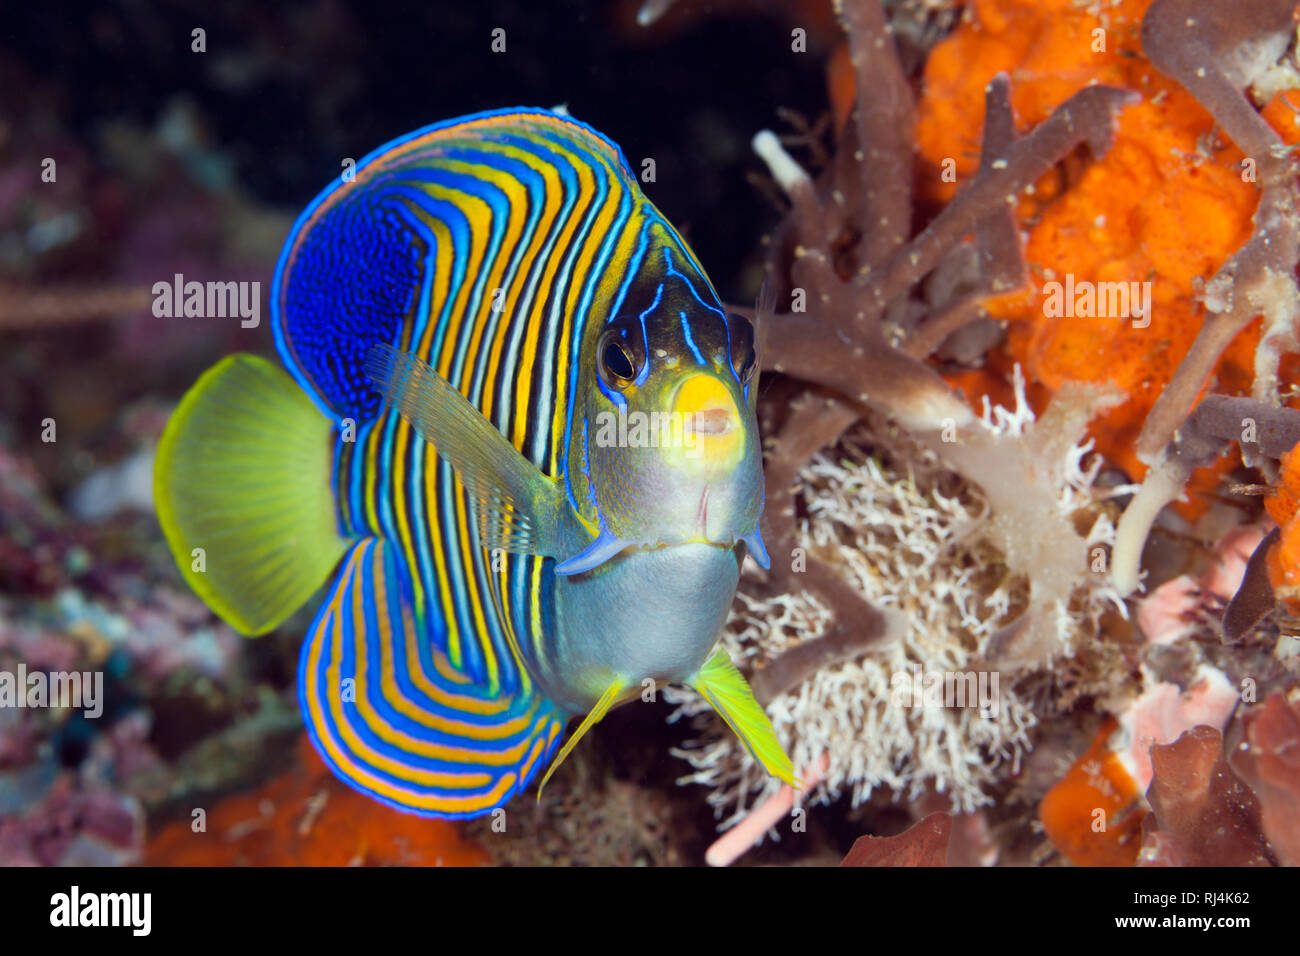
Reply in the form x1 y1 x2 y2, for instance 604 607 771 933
646 528 765 561
561 451 762 577
687 407 736 437
672 373 743 468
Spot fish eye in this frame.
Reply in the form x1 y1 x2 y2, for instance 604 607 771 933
728 314 757 384
604 341 635 380
597 327 642 388
734 346 757 384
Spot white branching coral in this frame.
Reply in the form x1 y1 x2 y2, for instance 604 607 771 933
920 375 1132 667
669 370 1134 827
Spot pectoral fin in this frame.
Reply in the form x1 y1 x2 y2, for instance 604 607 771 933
536 680 627 799
366 343 566 556
691 650 799 788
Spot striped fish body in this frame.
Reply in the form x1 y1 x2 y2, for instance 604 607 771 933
280 109 757 811
157 108 797 819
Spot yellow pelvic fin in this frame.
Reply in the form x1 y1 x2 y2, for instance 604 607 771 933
536 680 627 800
691 650 801 789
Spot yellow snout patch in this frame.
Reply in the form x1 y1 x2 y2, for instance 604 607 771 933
672 373 743 470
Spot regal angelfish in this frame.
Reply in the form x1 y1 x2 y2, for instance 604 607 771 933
155 108 797 817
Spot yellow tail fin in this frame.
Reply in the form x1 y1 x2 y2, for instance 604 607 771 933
154 353 351 635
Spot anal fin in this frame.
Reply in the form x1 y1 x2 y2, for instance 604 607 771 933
300 537 566 818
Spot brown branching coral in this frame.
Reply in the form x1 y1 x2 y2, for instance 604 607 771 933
1223 527 1282 642
671 0 1149 840
840 811 951 866
1136 0 1300 466
735 0 1136 701
669 377 1126 823
900 72 1027 362
1231 692 1300 865
751 67 1131 432
1114 396 1300 595
749 390 899 707
1115 0 1300 598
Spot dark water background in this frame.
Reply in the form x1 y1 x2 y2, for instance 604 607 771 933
7 0 829 295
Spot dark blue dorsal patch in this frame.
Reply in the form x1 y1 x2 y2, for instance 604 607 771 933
275 196 423 421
